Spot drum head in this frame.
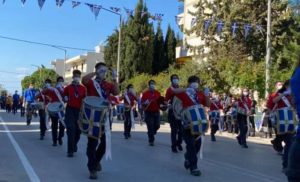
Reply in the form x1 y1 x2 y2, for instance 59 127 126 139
48 102 63 112
172 96 183 119
84 96 109 108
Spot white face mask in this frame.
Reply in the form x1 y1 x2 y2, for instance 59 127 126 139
73 77 80 83
149 84 156 90
96 67 107 79
172 79 179 85
129 88 135 93
45 83 51 88
243 92 249 96
190 82 199 90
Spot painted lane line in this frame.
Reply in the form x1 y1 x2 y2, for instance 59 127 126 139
0 117 40 182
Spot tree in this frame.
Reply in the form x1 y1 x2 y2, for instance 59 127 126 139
164 25 177 67
152 23 165 74
187 0 299 97
21 68 58 90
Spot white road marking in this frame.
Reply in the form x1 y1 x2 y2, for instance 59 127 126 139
0 117 40 182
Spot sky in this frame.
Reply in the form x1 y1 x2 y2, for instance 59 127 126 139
0 0 183 94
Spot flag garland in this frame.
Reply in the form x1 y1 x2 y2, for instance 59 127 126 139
3 0 164 22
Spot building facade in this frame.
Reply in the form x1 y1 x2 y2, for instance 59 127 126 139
51 45 104 82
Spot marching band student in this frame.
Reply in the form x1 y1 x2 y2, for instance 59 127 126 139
209 92 223 142
35 86 50 140
141 80 163 146
82 62 119 180
42 78 65 147
63 70 86 158
165 74 183 153
287 62 300 182
122 84 138 139
267 80 295 172
236 88 252 148
175 76 210 176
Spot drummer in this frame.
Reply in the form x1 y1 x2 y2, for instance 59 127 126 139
209 92 223 141
82 62 119 180
165 74 183 153
63 70 86 157
141 80 163 146
35 86 50 140
122 84 138 139
267 80 295 172
175 75 210 176
41 78 65 146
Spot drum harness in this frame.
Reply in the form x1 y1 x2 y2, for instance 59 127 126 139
124 92 136 129
93 80 112 160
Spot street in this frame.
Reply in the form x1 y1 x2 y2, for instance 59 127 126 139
0 111 287 182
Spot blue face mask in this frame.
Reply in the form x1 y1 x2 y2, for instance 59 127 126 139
149 84 156 90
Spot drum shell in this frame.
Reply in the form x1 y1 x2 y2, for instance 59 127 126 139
78 97 109 139
47 102 64 118
276 108 298 135
182 105 208 135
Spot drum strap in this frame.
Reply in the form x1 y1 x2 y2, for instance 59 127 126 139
52 87 64 105
241 98 250 113
281 96 291 108
186 91 199 105
212 100 220 110
125 92 136 128
93 80 105 99
124 92 131 106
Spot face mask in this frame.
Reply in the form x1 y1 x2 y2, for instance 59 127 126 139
149 84 156 90
243 92 249 96
190 82 199 90
129 88 135 93
96 67 107 79
73 77 80 83
276 84 283 91
172 79 179 85
45 83 51 88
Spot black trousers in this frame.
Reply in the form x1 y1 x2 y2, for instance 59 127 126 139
287 138 300 181
86 134 106 172
237 113 248 145
249 115 255 135
183 129 201 171
144 111 160 143
13 102 18 114
168 110 183 148
50 116 65 144
124 110 132 137
39 109 47 137
65 106 81 154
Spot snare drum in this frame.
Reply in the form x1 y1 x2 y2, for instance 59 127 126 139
79 96 109 139
276 107 298 135
209 111 220 124
47 102 65 125
182 105 208 135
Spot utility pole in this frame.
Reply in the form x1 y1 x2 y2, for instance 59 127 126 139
265 0 272 98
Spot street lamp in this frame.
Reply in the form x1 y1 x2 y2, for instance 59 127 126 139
51 45 67 79
265 0 272 98
100 7 122 83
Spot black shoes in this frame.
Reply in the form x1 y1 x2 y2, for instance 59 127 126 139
242 144 248 149
67 153 74 158
52 143 57 147
172 146 178 153
40 136 44 140
211 135 216 142
190 169 201 176
89 171 98 180
149 142 154 146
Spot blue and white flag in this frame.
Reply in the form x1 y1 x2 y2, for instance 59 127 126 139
71 1 80 8
38 0 45 10
232 22 239 38
175 16 182 25
86 3 102 19
204 19 212 33
56 0 64 8
2 0 5 4
217 20 224 35
110 7 121 13
244 24 252 39
124 8 133 16
21 0 26 6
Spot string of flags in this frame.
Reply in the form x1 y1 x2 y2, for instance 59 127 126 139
175 16 265 39
1 0 164 21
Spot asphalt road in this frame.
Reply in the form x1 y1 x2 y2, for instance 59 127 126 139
0 110 287 182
